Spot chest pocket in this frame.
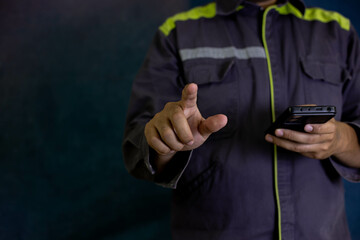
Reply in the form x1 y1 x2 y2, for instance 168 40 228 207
184 60 239 139
300 58 349 118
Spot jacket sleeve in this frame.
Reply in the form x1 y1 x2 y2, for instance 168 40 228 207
331 24 360 182
122 30 191 188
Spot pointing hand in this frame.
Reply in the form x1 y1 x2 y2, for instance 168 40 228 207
144 83 228 171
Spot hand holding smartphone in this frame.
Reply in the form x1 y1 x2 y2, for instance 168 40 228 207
265 105 336 135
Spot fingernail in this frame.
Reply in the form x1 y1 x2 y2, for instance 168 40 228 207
275 129 284 137
305 125 313 132
187 140 194 146
265 135 273 143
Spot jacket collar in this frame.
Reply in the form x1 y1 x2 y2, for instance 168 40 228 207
215 0 306 15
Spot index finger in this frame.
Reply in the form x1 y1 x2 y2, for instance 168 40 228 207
180 83 198 109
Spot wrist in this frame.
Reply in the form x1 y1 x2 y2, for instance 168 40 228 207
333 122 360 168
333 121 348 155
149 147 177 173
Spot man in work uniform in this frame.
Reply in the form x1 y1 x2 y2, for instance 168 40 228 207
123 0 360 239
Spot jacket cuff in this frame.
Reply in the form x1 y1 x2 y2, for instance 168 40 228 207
329 121 360 182
330 157 360 182
347 121 360 140
145 147 192 189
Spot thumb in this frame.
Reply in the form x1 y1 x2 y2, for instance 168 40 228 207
199 114 228 138
180 83 198 110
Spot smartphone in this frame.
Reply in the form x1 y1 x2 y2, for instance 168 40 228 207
265 105 336 135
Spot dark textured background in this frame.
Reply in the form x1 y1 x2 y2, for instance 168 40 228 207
0 0 358 239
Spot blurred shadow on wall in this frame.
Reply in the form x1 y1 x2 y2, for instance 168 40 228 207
0 0 187 239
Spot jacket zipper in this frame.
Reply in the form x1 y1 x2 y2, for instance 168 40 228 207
261 5 282 240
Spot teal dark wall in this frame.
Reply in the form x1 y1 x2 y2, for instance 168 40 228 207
0 0 359 239
0 0 187 239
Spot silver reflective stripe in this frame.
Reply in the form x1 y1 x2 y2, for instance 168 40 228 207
180 46 266 61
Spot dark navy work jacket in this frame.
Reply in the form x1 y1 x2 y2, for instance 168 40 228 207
123 0 360 239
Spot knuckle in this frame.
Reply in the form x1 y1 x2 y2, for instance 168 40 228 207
171 109 184 120
164 102 172 108
157 148 170 156
173 143 185 152
286 131 299 142
313 150 330 159
157 124 169 133
153 112 164 122
308 136 319 144
154 112 160 119
164 102 176 111
317 123 327 132
320 144 330 152
149 136 158 146
292 145 301 153
282 130 292 139
306 137 314 144
313 153 323 160
287 131 295 140
328 134 335 142
162 129 174 139
182 134 193 143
